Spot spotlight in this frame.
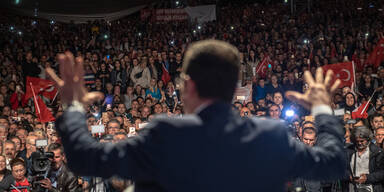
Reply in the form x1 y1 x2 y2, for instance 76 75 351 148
197 25 201 30
104 34 109 39
50 20 55 25
230 26 234 30
17 31 22 36
176 1 180 6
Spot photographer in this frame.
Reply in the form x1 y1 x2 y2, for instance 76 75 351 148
38 143 81 192
345 126 384 192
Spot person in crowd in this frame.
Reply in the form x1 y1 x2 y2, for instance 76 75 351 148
106 119 122 136
0 155 13 191
130 59 151 89
23 135 37 173
272 91 285 112
268 104 281 120
3 141 16 170
145 78 162 101
266 74 283 95
374 127 384 148
9 158 30 192
345 126 384 192
342 92 357 115
294 126 321 192
240 107 252 118
370 113 384 130
39 143 81 191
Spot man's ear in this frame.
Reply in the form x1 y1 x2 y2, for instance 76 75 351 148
184 78 197 97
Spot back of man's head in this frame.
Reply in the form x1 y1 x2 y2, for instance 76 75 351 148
183 40 240 102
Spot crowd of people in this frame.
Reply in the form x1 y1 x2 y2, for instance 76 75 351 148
0 0 383 191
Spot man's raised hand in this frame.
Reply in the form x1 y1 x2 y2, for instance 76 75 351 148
285 68 340 109
46 52 103 106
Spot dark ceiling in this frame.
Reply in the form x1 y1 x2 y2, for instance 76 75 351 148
1 0 154 14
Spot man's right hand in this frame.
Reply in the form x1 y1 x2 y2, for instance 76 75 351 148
286 68 340 110
46 52 103 107
39 178 53 190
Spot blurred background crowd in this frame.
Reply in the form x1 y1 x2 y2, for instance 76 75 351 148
0 0 383 191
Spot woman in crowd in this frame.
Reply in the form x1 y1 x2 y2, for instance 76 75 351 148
145 78 162 101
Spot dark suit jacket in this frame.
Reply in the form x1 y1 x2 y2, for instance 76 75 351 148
56 102 346 192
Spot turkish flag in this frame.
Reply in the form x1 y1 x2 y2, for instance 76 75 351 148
256 56 272 78
33 96 56 123
25 77 57 101
366 38 384 68
161 62 171 84
29 82 55 123
322 62 354 88
352 101 369 119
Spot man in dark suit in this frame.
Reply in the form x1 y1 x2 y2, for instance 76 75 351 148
46 40 346 192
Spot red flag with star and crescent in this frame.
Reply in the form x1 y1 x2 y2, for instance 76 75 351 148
322 61 355 88
24 76 58 101
256 55 272 78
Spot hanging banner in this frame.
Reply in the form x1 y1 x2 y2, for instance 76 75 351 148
141 5 216 22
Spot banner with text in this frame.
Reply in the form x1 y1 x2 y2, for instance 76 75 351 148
141 5 216 22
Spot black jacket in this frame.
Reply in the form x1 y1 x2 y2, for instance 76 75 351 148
56 102 346 192
48 165 81 192
344 143 384 192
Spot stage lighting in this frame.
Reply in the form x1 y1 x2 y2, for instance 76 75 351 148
104 34 109 39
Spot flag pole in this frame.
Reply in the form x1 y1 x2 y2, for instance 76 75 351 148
50 91 59 105
30 82 42 121
351 61 356 93
361 90 376 115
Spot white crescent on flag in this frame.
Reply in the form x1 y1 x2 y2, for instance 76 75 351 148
45 85 55 92
340 69 351 81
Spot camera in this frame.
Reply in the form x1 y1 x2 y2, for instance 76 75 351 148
30 140 54 192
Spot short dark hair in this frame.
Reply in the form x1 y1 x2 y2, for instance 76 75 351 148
48 143 64 154
10 157 25 168
107 119 121 129
183 40 240 102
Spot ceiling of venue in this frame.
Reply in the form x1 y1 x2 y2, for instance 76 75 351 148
1 0 154 14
